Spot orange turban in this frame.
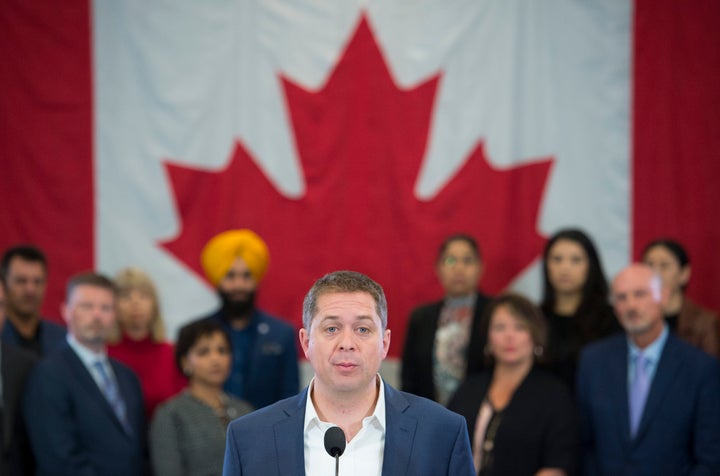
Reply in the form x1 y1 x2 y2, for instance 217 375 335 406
200 229 270 286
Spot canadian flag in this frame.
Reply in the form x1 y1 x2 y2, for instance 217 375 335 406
1 0 718 357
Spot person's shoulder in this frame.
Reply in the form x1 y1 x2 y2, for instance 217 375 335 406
228 392 302 429
153 391 188 417
525 367 574 401
3 341 39 366
254 309 296 333
667 333 719 370
408 300 443 321
580 332 625 359
388 385 464 423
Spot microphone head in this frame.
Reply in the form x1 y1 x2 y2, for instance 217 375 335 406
324 426 346 458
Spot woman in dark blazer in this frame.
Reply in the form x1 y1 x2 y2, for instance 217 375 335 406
448 294 579 476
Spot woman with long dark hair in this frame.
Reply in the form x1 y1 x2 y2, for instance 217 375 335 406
539 229 620 388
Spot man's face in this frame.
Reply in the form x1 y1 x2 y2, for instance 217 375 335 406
436 240 482 298
612 265 665 338
62 284 116 351
3 257 47 320
217 257 257 302
299 292 390 398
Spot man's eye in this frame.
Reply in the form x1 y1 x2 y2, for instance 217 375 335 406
357 327 370 334
326 327 338 333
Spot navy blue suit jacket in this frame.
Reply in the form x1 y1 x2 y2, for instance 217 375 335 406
222 383 475 476
577 333 720 476
203 308 299 408
22 345 147 476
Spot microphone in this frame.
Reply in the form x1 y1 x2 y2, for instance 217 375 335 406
324 426 346 476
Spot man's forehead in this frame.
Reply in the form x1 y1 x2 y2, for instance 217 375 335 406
613 268 653 292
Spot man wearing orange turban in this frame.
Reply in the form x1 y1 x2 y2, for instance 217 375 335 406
191 229 299 409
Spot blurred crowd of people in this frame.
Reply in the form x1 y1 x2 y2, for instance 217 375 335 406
1 228 718 475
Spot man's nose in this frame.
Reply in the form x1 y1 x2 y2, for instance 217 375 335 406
338 329 356 351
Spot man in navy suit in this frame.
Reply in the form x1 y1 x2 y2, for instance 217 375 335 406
577 264 720 476
223 270 475 476
23 273 147 476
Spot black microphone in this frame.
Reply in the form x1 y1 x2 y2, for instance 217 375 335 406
324 426 346 476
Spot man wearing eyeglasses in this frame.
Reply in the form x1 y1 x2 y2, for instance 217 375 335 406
401 233 490 406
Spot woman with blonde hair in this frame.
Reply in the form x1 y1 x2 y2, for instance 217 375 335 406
107 267 185 417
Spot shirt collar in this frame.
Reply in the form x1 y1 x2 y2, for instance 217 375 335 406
304 374 387 434
628 323 669 363
67 334 107 367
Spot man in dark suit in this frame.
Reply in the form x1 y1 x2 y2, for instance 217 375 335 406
401 233 490 405
223 271 475 476
577 264 720 476
192 229 299 409
1 283 38 475
23 273 147 476
1 245 66 357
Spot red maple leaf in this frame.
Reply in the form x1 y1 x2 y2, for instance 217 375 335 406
160 16 553 356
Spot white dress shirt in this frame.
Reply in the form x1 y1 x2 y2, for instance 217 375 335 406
303 375 386 476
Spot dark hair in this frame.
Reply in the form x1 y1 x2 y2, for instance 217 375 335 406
540 228 615 340
1 245 48 282
302 270 387 330
480 293 547 366
174 320 232 374
642 238 689 268
437 234 482 262
66 272 116 301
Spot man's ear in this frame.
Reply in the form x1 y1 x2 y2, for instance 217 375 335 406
299 328 311 359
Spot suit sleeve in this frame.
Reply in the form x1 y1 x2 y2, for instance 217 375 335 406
149 404 186 476
222 422 243 476
448 415 477 476
22 364 96 476
689 359 720 476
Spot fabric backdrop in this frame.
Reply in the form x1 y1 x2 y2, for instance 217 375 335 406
1 0 717 357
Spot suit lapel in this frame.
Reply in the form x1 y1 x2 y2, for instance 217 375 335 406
274 390 307 476
634 336 681 442
607 337 632 450
64 347 131 437
381 385 416 476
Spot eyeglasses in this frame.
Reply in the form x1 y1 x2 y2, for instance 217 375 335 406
441 255 478 267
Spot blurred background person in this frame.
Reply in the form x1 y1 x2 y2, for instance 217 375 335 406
193 229 299 409
107 267 185 418
449 293 578 476
539 229 620 389
402 233 490 405
150 319 252 476
1 245 65 357
642 238 719 357
23 272 147 476
0 276 38 475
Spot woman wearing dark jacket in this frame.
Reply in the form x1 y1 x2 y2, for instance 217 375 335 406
448 294 579 476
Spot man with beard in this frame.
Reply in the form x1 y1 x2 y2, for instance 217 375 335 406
1 245 66 357
194 229 299 409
